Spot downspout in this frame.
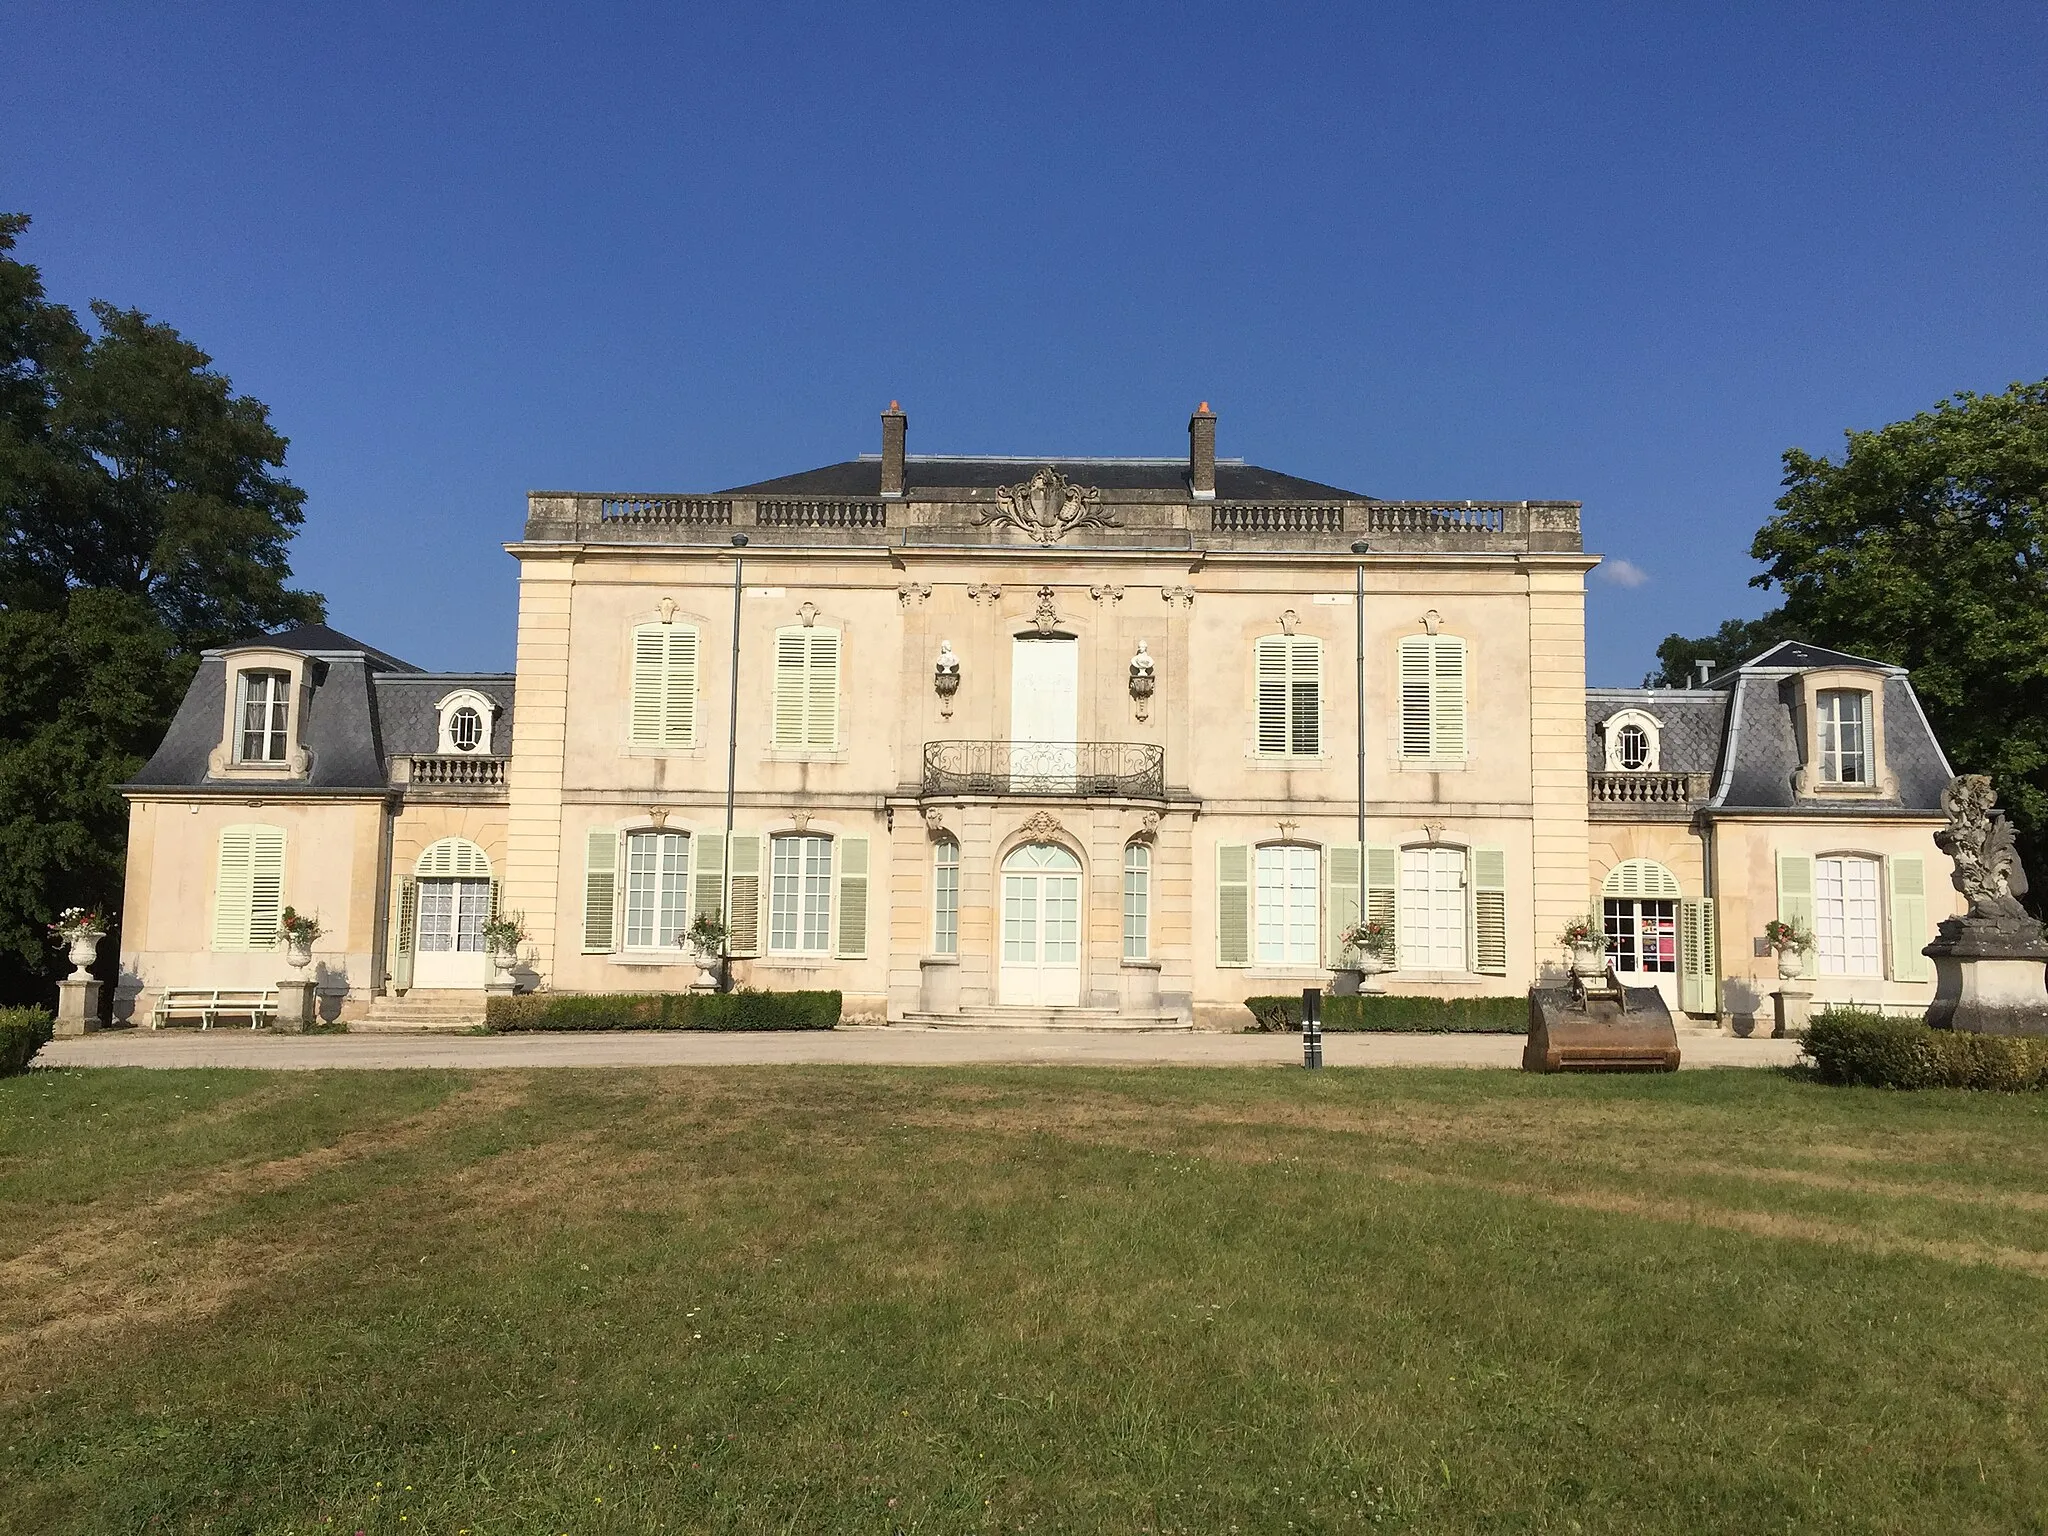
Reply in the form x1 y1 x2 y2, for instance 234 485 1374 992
721 535 747 990
1352 542 1369 851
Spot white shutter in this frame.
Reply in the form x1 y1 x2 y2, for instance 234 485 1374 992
391 875 417 990
1291 638 1322 754
629 626 666 746
1398 637 1434 757
773 630 809 747
1255 638 1288 754
583 828 619 953
727 834 763 956
1216 844 1251 966
664 626 698 746
212 829 254 951
1888 856 1932 982
1680 899 1719 1015
1432 637 1467 759
806 630 840 749
1471 847 1507 975
836 836 869 958
1325 843 1362 966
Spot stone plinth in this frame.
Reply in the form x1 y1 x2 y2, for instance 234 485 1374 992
55 978 101 1037
276 979 314 1033
1925 916 2048 1037
1121 959 1161 1011
1771 988 1813 1039
919 955 960 1015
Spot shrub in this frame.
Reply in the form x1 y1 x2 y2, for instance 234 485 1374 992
1802 1007 2048 1090
485 990 840 1033
0 1006 55 1076
1243 994 1527 1034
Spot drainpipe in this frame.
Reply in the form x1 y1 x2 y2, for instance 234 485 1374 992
1352 542 1370 851
721 534 747 991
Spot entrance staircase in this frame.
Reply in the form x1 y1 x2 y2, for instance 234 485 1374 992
898 1005 1192 1033
352 990 486 1033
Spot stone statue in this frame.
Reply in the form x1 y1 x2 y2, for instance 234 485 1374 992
1129 639 1154 678
1935 774 2032 923
934 639 960 681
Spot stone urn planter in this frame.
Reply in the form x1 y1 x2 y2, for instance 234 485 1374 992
488 941 519 990
284 936 314 971
1776 945 1808 980
1569 939 1610 981
1357 952 1393 996
688 949 723 991
66 930 105 981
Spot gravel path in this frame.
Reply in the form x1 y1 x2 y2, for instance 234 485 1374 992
39 1027 1804 1071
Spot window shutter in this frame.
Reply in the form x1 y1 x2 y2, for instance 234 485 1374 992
629 627 667 746
806 631 840 749
247 828 284 950
1365 845 1399 958
692 831 726 927
1433 638 1467 759
1680 899 1719 1015
1776 852 1814 940
836 835 869 958
1255 638 1288 754
391 875 417 991
773 631 809 747
212 829 255 951
664 626 698 746
1398 638 1433 757
1472 847 1507 975
727 834 763 956
1325 843 1363 966
1291 639 1322 754
583 828 619 953
1216 843 1251 966
1888 856 1932 982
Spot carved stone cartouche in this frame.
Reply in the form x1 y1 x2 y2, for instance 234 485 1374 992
977 467 1116 545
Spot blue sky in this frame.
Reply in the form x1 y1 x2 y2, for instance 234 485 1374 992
9 1 2044 681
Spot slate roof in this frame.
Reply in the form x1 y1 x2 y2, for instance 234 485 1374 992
720 456 1367 501
260 621 421 674
371 673 516 758
1585 690 1729 775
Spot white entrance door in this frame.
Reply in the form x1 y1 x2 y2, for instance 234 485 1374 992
1603 898 1680 1008
1010 638 1078 791
1398 847 1468 972
413 878 492 988
999 843 1083 1006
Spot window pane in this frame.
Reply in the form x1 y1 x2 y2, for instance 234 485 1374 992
1815 856 1881 975
1602 898 1637 971
802 836 832 951
1042 876 1080 963
626 832 658 948
418 881 454 952
451 706 482 751
934 838 959 955
1124 844 1150 960
455 880 491 951
770 836 800 950
1002 874 1036 961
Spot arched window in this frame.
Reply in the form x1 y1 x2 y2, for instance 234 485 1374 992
1817 690 1871 785
1815 854 1881 974
932 836 959 955
624 829 691 949
1123 843 1151 960
1255 844 1319 965
236 670 291 763
629 623 699 748
1600 858 1680 978
769 833 833 952
1398 635 1467 760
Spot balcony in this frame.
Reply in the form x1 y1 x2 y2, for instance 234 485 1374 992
923 741 1165 800
391 754 509 796
1588 771 1710 818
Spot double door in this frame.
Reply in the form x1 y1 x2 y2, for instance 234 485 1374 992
998 844 1082 1007
413 877 492 988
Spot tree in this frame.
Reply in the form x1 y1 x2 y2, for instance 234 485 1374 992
0 215 322 1001
1749 380 2048 880
1646 611 1805 688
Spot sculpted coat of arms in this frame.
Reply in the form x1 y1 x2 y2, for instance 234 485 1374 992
978 467 1116 544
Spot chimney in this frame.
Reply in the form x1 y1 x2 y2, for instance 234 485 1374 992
880 401 907 497
1188 402 1216 501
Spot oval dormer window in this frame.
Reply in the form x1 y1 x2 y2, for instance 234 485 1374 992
449 705 483 753
1616 722 1650 770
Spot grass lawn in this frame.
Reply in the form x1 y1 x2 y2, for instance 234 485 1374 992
3 1065 2046 1534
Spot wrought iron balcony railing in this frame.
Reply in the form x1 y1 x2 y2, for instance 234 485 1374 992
923 740 1165 799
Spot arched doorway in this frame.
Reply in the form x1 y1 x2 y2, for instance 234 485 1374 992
413 838 493 988
999 842 1082 1007
1601 858 1680 1008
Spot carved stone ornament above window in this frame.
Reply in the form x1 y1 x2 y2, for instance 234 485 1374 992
977 467 1116 544
1033 586 1062 634
1021 810 1065 840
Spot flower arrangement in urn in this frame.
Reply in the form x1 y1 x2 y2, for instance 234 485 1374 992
1558 914 1609 979
49 907 107 979
278 907 323 969
483 912 528 988
1336 916 1396 995
1762 918 1814 978
681 912 729 989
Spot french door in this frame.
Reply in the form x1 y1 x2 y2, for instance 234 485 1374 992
414 877 492 987
998 843 1082 1006
1010 638 1078 791
1603 897 1678 1007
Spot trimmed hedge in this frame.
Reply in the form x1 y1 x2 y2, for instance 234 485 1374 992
1244 993 1527 1035
0 1006 54 1076
1802 1007 2048 1091
485 990 840 1033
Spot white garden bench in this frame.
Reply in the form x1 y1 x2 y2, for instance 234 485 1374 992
149 988 279 1030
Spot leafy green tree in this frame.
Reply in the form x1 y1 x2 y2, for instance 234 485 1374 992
1646 611 1805 688
1749 380 2048 878
0 215 321 1001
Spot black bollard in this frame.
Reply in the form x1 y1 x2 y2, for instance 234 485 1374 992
1302 986 1323 1069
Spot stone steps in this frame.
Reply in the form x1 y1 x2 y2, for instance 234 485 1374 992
900 1006 1192 1033
352 990 487 1033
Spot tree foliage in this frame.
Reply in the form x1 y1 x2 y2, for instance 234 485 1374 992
0 214 321 1000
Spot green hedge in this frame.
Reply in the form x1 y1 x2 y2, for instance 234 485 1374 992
1802 1007 2048 1090
1244 993 1527 1035
485 990 840 1033
0 1006 54 1076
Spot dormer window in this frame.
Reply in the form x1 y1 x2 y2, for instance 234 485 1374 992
436 690 497 755
1616 723 1650 770
1818 690 1870 784
1599 708 1662 772
449 706 483 753
237 670 291 763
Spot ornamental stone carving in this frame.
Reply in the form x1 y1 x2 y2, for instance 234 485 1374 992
1033 586 1062 634
967 583 1003 604
1937 775 2033 923
977 467 1115 544
1021 810 1064 841
897 582 932 607
1091 584 1124 605
1161 585 1195 609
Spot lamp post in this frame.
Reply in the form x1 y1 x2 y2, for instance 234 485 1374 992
720 533 747 991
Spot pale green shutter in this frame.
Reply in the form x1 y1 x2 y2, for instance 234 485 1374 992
1888 856 1932 981
1433 638 1467 759
1217 844 1251 966
1398 638 1433 757
836 836 869 958
1680 899 1719 1015
1255 638 1288 754
727 834 763 956
248 829 285 949
583 828 619 953
1366 844 1399 957
391 875 417 991
1776 853 1814 940
1472 847 1507 975
693 832 726 926
664 626 698 746
773 631 808 747
629 626 666 745
807 631 840 749
1292 638 1322 754
1325 843 1363 965
213 829 254 951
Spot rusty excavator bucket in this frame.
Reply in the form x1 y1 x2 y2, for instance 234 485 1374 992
1524 967 1680 1073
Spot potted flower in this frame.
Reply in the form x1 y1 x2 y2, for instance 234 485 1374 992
1334 917 1396 995
1559 914 1609 980
1762 918 1814 979
681 912 728 990
278 907 322 970
482 912 527 988
48 907 107 980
